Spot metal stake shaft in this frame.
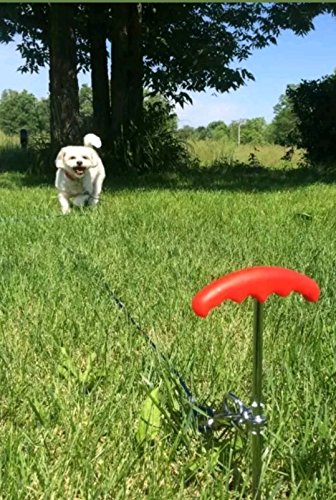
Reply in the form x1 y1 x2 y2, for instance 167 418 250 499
252 300 264 499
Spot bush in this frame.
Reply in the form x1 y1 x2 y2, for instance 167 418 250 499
268 88 300 147
287 73 336 164
141 97 194 171
112 95 197 173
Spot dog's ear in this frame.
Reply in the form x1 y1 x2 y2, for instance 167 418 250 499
55 148 66 169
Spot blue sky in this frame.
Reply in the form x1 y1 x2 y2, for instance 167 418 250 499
0 12 335 128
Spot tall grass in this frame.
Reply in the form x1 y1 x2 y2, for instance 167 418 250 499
0 131 20 148
188 139 304 169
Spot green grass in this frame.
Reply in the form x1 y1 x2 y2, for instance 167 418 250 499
0 151 335 498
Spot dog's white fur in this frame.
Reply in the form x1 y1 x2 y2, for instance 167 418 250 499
55 134 106 215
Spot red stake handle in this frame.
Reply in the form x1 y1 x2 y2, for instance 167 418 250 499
192 266 320 317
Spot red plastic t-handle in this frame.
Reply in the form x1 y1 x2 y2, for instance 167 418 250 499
192 266 320 317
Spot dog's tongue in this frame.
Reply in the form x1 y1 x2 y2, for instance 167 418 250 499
74 166 85 175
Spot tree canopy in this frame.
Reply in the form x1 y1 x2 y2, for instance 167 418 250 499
1 3 332 104
0 89 48 135
142 3 331 105
1 2 335 169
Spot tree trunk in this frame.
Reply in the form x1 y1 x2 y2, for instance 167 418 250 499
127 3 143 168
127 3 143 129
110 4 129 140
88 4 110 143
49 3 80 154
110 3 143 169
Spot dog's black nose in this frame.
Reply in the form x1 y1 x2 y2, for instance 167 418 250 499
76 160 83 166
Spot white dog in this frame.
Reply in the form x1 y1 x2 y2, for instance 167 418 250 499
55 133 106 215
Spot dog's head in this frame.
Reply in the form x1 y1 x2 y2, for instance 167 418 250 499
55 145 100 178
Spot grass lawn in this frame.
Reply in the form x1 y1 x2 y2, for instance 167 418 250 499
0 152 335 498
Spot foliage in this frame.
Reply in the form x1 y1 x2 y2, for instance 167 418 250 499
181 122 231 142
0 4 90 74
112 94 194 173
0 85 95 139
229 117 269 145
136 386 162 444
193 127 209 142
287 72 336 163
0 3 335 170
178 118 271 145
78 84 94 132
142 3 330 105
141 95 193 172
177 125 195 141
207 121 230 140
268 88 300 146
1 3 330 106
0 89 49 136
0 4 49 73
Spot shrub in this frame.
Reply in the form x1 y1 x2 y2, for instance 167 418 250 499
287 73 336 164
112 95 197 173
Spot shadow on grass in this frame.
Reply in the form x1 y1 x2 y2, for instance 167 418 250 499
1 146 335 193
294 440 336 479
116 164 325 194
0 146 54 188
104 162 336 195
280 439 336 492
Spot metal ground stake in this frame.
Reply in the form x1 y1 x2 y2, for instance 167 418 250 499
192 266 320 499
251 300 264 499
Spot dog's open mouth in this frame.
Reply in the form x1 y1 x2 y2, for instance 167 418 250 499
73 166 86 176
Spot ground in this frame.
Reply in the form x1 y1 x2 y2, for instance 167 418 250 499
0 146 335 498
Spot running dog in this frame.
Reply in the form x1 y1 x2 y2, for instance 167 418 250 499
55 133 106 215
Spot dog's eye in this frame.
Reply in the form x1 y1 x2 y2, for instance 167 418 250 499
82 156 89 160
69 156 76 160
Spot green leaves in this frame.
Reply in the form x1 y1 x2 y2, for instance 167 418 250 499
136 386 162 444
0 89 49 136
287 73 336 165
0 84 93 138
269 88 300 147
143 3 328 104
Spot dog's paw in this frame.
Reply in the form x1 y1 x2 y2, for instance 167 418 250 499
87 196 99 207
73 194 90 208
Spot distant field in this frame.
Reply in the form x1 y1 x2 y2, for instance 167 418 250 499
0 140 334 498
0 131 19 148
188 139 304 169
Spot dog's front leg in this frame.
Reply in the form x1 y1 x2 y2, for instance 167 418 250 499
58 192 71 215
73 193 90 207
88 176 104 207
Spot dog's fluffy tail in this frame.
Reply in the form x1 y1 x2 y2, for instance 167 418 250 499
83 133 102 149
